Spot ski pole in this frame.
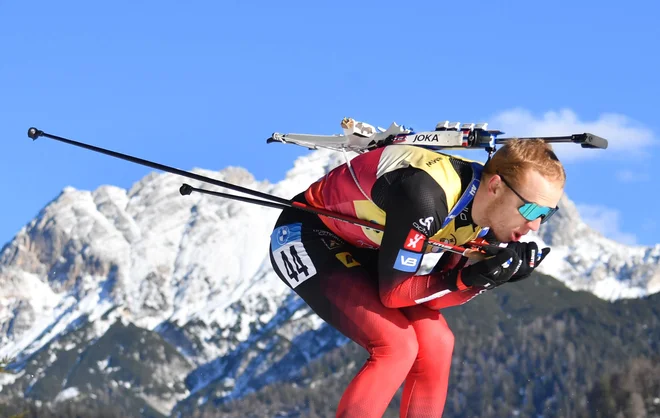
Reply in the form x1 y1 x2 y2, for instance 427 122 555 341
27 127 292 206
27 127 395 233
27 126 391 234
178 184 387 231
181 184 485 257
27 127 485 258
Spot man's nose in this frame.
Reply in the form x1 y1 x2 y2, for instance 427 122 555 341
527 217 542 232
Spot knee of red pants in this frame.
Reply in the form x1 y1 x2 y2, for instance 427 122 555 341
423 326 454 367
338 320 421 413
417 334 454 376
403 307 455 373
370 328 420 366
318 270 422 372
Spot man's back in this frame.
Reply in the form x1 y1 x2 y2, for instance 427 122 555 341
304 144 485 249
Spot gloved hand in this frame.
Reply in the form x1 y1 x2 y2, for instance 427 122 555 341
503 241 551 282
456 245 522 288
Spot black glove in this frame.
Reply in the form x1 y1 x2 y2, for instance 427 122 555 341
457 245 522 288
504 241 551 282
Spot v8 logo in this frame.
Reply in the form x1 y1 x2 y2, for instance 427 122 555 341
394 249 422 272
400 256 418 267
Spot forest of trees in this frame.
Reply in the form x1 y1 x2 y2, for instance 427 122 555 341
3 351 659 417
1 274 659 417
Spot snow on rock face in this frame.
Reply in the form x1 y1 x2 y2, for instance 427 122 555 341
526 193 660 300
0 146 657 409
0 148 348 364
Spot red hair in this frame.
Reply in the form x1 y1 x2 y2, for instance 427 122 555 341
483 139 566 187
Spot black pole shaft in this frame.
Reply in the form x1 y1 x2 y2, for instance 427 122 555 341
181 183 384 231
497 135 574 142
496 133 608 149
27 127 293 206
182 184 479 256
180 184 293 211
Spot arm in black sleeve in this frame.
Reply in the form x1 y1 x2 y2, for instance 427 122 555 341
376 168 462 308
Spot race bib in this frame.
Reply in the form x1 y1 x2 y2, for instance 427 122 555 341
271 223 317 288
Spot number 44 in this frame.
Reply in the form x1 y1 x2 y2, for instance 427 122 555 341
281 245 309 282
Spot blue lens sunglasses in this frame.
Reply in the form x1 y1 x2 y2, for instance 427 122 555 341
498 172 559 224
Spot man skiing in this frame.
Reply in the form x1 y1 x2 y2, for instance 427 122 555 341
268 138 564 417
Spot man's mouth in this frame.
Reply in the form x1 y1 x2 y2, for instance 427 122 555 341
511 231 522 242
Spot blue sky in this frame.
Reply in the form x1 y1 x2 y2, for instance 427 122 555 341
1 0 658 248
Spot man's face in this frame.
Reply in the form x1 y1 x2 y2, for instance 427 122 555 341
485 169 564 243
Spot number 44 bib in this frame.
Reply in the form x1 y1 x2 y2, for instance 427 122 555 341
270 223 318 288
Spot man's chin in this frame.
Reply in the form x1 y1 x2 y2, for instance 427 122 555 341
490 230 510 244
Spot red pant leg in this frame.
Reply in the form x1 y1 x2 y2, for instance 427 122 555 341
398 305 455 418
318 271 419 418
269 206 422 417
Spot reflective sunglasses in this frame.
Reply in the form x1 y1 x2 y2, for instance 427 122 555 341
498 172 559 224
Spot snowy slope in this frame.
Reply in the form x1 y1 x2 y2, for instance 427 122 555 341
0 146 658 413
528 194 660 300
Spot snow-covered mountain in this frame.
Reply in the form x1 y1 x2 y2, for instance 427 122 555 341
0 147 658 414
530 194 660 300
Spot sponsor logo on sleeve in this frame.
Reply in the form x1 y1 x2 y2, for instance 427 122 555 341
413 216 434 234
404 229 425 252
420 217 434 229
394 249 422 272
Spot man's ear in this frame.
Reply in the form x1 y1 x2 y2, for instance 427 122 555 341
486 173 502 196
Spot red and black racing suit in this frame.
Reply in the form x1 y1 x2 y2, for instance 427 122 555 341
268 145 494 418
